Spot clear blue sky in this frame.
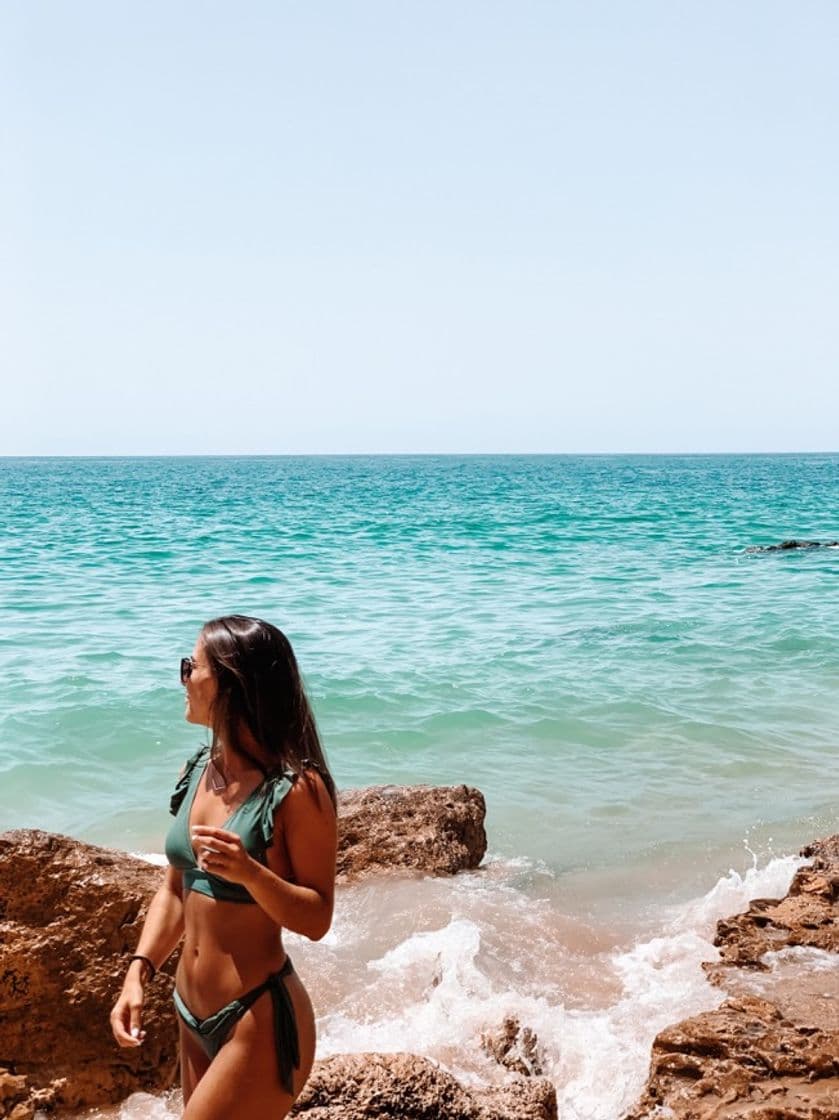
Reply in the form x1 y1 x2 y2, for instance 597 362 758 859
4 1 837 454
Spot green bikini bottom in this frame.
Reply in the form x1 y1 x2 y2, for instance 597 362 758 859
173 956 300 1096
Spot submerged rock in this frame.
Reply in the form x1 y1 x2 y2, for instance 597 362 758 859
745 539 839 553
0 782 487 1114
628 834 839 1119
480 1016 545 1077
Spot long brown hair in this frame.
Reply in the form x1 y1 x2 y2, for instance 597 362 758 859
200 615 337 808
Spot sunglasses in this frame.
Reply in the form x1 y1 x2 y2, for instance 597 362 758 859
180 656 196 685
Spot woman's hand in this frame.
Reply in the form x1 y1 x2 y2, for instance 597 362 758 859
191 825 258 885
110 978 146 1048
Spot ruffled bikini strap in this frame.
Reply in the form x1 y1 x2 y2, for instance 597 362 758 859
169 744 210 816
257 769 297 851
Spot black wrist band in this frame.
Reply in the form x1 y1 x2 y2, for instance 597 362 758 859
128 954 157 981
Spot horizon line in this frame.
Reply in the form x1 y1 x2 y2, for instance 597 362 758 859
1 450 837 460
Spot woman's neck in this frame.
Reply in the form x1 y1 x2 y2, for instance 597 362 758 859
216 732 269 779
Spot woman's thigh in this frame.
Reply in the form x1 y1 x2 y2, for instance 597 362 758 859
178 1017 212 1107
182 971 316 1120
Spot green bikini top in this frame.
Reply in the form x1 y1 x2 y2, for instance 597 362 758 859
165 744 296 904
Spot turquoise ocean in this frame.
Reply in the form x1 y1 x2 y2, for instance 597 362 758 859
2 454 838 1119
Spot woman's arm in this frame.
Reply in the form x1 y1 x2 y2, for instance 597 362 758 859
129 864 186 972
110 866 185 1047
192 772 338 940
248 772 338 939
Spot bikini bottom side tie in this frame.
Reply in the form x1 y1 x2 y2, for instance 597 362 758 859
173 956 300 1095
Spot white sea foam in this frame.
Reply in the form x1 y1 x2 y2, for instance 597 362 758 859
666 852 805 932
130 851 167 866
116 1091 181 1119
761 945 839 972
62 1090 182 1120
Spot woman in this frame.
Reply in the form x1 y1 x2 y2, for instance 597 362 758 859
110 615 338 1119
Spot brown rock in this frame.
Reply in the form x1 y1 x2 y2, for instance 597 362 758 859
480 1016 545 1077
473 1078 557 1120
292 1052 477 1119
291 1052 556 1120
707 835 839 979
0 830 180 1111
0 1069 31 1120
628 835 839 1119
796 836 839 897
626 995 839 1119
336 785 487 880
0 1070 29 1105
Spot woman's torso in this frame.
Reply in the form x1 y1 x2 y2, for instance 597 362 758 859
166 747 297 1015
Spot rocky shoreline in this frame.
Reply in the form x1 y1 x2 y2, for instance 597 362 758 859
1 790 837 1120
628 835 839 1119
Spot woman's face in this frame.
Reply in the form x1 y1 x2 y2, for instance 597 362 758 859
184 636 217 727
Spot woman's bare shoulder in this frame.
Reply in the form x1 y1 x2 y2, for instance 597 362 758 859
282 768 336 820
266 767 337 883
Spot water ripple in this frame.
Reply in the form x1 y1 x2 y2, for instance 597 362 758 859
1 454 838 869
